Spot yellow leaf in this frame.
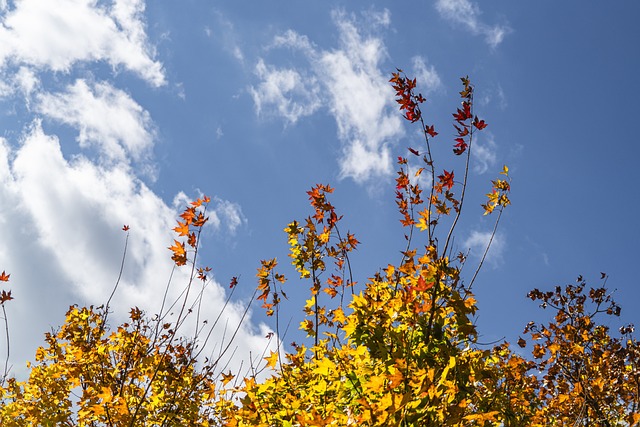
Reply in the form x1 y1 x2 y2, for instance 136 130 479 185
221 371 235 386
265 351 279 369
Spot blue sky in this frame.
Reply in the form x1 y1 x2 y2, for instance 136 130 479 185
0 0 638 376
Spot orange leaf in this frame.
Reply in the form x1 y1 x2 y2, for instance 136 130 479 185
173 221 190 236
0 271 9 282
168 240 186 256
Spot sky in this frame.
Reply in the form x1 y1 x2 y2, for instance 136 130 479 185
0 0 639 378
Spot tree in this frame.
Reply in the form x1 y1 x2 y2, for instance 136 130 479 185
0 199 238 426
522 280 640 426
0 72 638 426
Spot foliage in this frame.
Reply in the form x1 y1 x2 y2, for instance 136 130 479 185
0 72 637 426
0 198 235 426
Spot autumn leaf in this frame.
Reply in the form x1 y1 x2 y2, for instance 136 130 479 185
473 116 488 130
453 138 468 155
168 240 186 256
221 371 235 386
438 170 455 191
122 225 130 231
265 351 279 369
0 290 12 303
0 271 9 282
230 276 238 288
173 221 190 236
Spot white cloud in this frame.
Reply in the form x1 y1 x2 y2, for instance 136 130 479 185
321 10 404 182
463 230 505 267
435 0 511 48
0 0 165 86
249 59 322 124
473 134 497 174
479 84 508 110
0 0 272 383
210 197 247 235
36 79 155 164
14 66 39 97
412 56 442 94
271 29 315 52
250 9 405 183
0 122 271 376
211 10 245 64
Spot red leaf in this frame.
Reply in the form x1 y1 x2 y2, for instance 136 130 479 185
473 116 488 130
0 290 13 303
0 271 9 282
122 225 130 231
438 170 455 191
453 140 468 155
425 125 438 137
408 147 420 156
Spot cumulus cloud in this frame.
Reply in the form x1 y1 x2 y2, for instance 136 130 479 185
1 122 270 376
250 9 404 183
249 59 322 124
36 79 155 163
435 0 511 48
0 0 165 86
0 1 270 378
463 230 505 267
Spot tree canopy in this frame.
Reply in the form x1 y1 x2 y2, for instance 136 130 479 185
0 73 638 426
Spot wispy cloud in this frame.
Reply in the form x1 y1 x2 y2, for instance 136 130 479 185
2 119 269 376
250 9 405 183
411 56 442 94
434 0 511 48
210 10 246 63
473 134 497 174
463 230 505 267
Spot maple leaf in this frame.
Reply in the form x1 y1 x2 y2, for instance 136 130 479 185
179 207 196 223
0 271 9 282
168 240 186 256
129 307 142 321
453 138 468 155
425 124 438 137
438 170 455 191
221 371 235 386
192 212 208 227
408 147 420 156
0 290 12 303
187 232 197 248
122 225 130 231
230 276 238 288
453 103 472 122
265 351 279 369
473 116 488 130
173 221 190 236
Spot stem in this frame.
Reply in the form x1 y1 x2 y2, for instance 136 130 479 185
467 205 504 291
443 102 474 257
1 303 9 383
